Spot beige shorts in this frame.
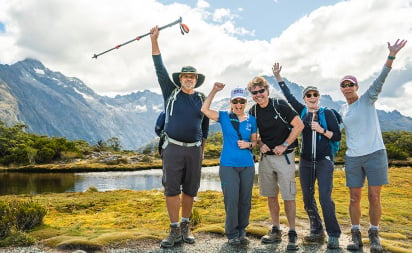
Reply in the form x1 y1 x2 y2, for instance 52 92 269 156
258 152 297 200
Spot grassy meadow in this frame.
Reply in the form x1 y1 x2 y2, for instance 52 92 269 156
0 167 411 252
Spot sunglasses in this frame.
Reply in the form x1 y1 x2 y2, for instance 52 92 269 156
251 88 266 95
305 93 319 98
231 99 246 105
340 82 356 88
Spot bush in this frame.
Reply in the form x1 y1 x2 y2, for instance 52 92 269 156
0 231 35 247
386 144 408 160
0 202 12 239
10 200 47 231
0 200 47 240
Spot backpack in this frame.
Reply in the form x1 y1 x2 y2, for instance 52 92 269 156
300 107 342 159
154 88 205 154
251 98 298 151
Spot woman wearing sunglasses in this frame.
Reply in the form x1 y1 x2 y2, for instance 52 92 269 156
339 39 407 253
201 82 257 246
272 62 342 249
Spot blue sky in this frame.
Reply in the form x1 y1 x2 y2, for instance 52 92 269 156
0 0 411 117
158 0 343 40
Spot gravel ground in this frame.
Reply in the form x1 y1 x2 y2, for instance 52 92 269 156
0 231 372 253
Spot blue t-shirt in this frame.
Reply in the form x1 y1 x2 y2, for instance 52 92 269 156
218 111 257 167
152 54 209 142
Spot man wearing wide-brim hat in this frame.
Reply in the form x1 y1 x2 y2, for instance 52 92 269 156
150 25 209 248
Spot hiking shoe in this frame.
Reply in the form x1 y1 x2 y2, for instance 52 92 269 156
180 221 195 244
286 230 299 251
160 225 182 248
368 229 383 253
347 229 363 251
304 231 325 242
327 236 340 249
228 237 241 246
261 226 282 243
239 231 250 244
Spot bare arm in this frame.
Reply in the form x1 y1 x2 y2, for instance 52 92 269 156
201 82 225 122
273 115 304 155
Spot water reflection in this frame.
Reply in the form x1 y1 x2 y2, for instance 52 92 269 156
0 166 260 195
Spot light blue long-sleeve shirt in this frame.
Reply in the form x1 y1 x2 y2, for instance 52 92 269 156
340 65 391 157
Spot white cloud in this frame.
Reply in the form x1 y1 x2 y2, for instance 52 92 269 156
0 0 411 117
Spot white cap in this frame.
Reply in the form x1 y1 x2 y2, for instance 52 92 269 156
231 87 248 100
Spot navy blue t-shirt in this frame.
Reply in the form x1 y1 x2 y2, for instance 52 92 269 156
153 54 209 143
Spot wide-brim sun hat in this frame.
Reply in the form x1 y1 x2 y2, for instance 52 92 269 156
172 66 205 88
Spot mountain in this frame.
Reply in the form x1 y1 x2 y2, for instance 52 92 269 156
0 59 411 150
0 58 163 149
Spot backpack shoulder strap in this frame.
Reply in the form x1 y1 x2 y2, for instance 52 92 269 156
166 87 181 117
300 107 308 119
196 91 205 103
272 98 289 126
318 107 328 130
229 113 242 140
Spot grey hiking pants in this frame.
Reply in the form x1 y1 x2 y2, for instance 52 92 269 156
219 165 255 239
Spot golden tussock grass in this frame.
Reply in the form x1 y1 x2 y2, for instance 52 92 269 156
0 167 411 252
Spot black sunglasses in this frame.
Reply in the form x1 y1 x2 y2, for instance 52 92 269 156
340 82 356 88
251 88 266 95
232 99 246 104
305 93 319 98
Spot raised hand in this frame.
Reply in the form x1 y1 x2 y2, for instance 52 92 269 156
388 39 407 56
213 82 225 92
272 62 282 77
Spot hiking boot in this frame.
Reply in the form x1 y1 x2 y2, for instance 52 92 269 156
261 226 282 243
228 237 241 246
347 229 363 251
286 230 299 251
304 231 325 242
160 225 182 248
239 230 250 244
327 236 340 249
368 229 383 253
180 220 195 244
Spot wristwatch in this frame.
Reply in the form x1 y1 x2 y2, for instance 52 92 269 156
282 141 288 147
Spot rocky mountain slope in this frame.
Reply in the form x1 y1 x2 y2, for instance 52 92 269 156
0 58 411 150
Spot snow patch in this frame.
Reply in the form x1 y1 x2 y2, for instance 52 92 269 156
34 68 45 75
135 104 147 113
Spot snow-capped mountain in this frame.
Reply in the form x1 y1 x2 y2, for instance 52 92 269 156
0 58 411 150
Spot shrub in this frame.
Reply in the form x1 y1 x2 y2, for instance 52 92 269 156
0 200 47 239
0 202 12 239
0 231 35 247
386 144 408 160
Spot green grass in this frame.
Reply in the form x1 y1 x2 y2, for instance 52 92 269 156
0 167 411 252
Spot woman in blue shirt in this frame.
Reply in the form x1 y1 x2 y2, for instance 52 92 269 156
201 82 257 245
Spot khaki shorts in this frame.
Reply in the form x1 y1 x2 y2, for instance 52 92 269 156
258 152 297 200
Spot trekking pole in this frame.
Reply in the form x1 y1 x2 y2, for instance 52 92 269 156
92 17 189 59
310 110 318 207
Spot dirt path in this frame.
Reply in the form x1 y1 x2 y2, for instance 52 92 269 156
107 228 372 253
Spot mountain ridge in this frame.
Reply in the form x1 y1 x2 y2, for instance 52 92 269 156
0 58 410 150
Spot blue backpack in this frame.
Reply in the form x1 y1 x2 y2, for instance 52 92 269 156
300 107 342 159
